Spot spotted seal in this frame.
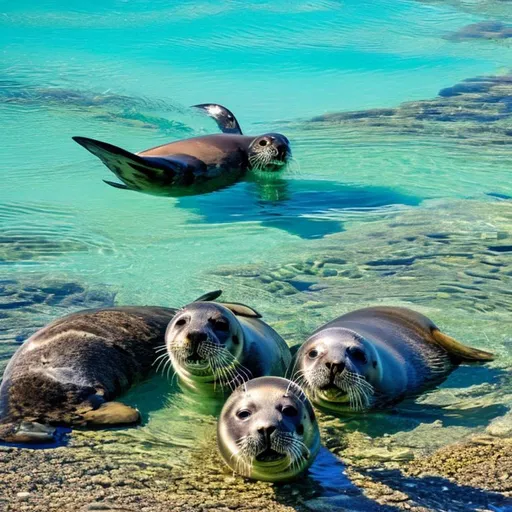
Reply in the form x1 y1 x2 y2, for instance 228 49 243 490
73 104 291 196
217 376 320 482
165 298 292 395
290 306 494 412
0 291 220 443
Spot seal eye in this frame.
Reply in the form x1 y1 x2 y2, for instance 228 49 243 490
282 406 298 417
259 139 268 147
214 319 229 332
348 347 367 364
308 349 319 359
236 409 252 420
176 318 187 327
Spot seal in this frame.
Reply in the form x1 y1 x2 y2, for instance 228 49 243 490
165 298 292 395
73 104 291 196
217 376 320 482
290 306 495 413
0 290 221 443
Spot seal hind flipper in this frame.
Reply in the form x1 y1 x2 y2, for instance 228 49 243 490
103 180 129 190
192 104 243 135
0 421 56 444
432 329 495 362
73 136 193 191
193 290 223 302
81 402 140 426
221 302 262 318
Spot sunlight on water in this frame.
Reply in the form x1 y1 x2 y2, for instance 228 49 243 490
1 0 511 509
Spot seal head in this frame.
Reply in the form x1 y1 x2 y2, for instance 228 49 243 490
217 377 320 482
291 328 379 412
166 302 253 391
247 133 291 173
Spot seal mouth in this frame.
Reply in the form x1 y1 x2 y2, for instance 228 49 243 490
318 385 349 402
184 352 210 370
255 448 286 463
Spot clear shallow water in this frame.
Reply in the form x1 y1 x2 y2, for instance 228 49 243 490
1 0 512 507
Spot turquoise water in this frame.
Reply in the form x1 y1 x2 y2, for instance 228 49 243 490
1 0 512 506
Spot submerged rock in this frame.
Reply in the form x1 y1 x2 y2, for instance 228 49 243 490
308 73 512 146
445 21 512 41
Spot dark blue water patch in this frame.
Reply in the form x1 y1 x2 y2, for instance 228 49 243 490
359 467 511 512
488 245 512 253
179 178 422 240
487 192 512 200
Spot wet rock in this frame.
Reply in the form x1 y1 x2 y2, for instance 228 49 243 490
308 72 512 146
486 411 512 437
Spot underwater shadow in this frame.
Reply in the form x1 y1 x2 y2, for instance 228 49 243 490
357 467 512 512
178 176 422 239
272 447 402 511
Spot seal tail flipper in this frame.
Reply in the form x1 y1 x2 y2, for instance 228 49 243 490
81 402 140 426
73 136 186 190
0 421 56 443
192 104 243 135
432 329 495 362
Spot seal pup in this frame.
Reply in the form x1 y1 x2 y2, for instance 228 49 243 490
290 306 494 413
165 298 292 395
73 104 291 196
0 290 221 443
217 377 320 482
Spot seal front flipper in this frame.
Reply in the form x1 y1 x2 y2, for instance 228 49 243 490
193 290 223 302
81 402 140 426
0 421 56 443
192 104 243 135
73 136 200 192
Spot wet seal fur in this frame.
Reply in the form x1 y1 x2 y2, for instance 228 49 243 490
73 104 291 196
165 298 292 395
290 306 494 413
217 376 320 482
0 291 221 443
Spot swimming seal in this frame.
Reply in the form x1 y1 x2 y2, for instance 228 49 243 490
165 298 292 395
73 104 291 196
217 376 320 482
0 290 221 443
290 306 494 413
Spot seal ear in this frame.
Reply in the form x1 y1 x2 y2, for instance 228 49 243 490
221 302 262 318
192 104 243 135
432 329 495 362
193 290 223 302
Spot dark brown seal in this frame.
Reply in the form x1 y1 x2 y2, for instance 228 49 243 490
0 291 221 443
73 104 291 196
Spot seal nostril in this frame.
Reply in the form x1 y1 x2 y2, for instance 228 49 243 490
266 425 276 436
188 331 208 347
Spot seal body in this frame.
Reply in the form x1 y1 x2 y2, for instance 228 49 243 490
217 376 320 482
73 104 291 196
165 300 292 395
0 306 177 443
291 307 494 413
